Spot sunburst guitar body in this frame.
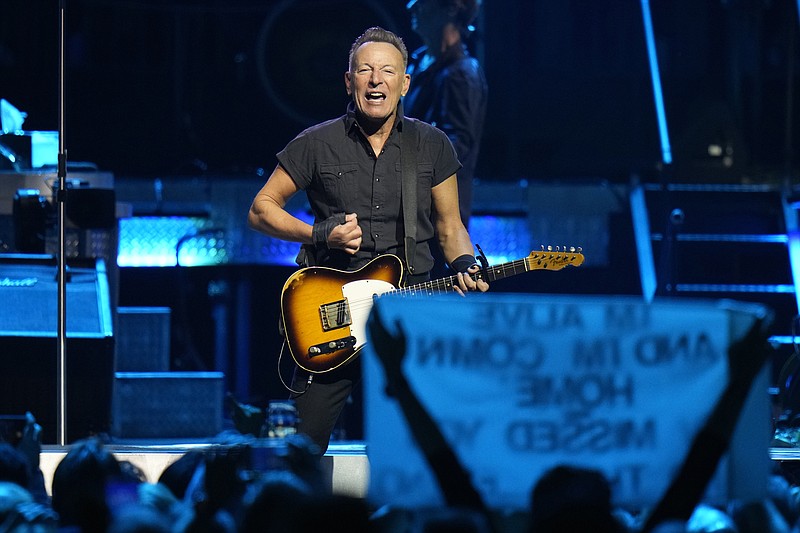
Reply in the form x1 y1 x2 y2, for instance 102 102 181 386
280 247 584 373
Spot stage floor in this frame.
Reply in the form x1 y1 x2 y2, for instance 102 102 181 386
38 442 800 498
40 440 369 497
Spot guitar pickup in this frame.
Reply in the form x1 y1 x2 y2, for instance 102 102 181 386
320 298 352 331
308 336 356 357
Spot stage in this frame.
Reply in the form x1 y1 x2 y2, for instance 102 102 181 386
35 441 800 499
39 440 369 497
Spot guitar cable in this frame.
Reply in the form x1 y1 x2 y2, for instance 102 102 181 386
277 339 313 395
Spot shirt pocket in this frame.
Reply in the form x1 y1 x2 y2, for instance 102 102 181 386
395 162 433 185
415 162 433 181
319 162 359 208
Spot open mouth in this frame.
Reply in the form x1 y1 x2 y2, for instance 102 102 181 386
366 92 386 101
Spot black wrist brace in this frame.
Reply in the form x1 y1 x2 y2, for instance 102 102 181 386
312 213 346 249
450 254 478 273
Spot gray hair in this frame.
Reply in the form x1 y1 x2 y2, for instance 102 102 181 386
348 26 408 71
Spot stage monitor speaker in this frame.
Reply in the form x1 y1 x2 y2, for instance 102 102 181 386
0 254 114 443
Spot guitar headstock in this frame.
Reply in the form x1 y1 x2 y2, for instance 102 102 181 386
526 246 585 271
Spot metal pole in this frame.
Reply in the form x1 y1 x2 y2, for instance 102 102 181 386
56 0 68 446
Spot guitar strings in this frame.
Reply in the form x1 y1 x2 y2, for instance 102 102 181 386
326 258 537 315
321 249 585 332
326 251 583 317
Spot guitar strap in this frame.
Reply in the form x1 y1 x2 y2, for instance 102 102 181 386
401 119 418 274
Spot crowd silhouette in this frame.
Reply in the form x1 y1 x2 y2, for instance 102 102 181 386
0 306 794 532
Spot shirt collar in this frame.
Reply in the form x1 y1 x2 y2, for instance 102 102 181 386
345 101 406 135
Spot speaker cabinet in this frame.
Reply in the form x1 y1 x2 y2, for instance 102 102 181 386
112 372 224 439
0 254 114 443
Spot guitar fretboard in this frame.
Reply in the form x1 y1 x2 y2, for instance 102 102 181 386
389 257 532 297
387 249 583 297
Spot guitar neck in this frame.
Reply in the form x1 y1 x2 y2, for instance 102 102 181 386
392 248 584 296
396 257 532 296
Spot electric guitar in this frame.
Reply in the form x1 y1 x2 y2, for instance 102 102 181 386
280 246 585 373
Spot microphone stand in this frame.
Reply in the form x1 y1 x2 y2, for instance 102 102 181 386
56 0 68 446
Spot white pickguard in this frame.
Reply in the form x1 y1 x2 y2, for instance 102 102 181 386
341 279 396 350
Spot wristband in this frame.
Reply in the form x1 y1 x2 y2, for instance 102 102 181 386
312 213 346 249
450 254 478 273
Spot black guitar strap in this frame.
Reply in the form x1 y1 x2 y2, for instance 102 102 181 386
401 119 418 274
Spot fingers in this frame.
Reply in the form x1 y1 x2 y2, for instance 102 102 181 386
453 266 489 295
454 271 474 296
342 231 362 254
467 264 490 292
329 213 362 254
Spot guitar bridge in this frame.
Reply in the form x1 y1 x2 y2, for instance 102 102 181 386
320 298 352 331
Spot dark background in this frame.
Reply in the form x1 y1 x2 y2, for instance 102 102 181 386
1 0 798 183
1 0 799 434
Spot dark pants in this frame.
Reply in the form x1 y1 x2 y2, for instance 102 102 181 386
287 268 428 455
290 360 360 455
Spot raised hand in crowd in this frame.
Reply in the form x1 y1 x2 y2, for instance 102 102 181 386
366 302 493 527
641 314 774 532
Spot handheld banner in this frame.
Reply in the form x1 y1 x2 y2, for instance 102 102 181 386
363 294 772 510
